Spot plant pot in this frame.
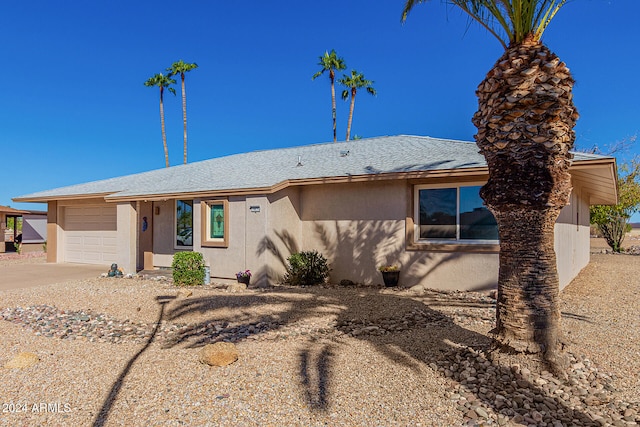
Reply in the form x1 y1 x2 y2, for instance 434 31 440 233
237 276 250 286
381 271 400 287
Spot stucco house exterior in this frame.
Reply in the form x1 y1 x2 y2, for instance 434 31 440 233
14 135 617 291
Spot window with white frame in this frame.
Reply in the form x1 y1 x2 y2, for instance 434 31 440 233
415 184 498 242
175 200 193 248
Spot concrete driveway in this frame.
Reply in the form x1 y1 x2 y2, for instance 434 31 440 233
0 263 108 291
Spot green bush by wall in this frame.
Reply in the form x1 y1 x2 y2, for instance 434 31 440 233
172 252 205 286
283 250 330 287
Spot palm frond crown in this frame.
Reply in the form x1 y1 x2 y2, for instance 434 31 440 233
144 73 177 95
312 49 346 80
338 70 377 98
402 0 567 50
167 60 198 77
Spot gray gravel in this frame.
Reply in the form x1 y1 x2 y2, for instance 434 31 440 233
0 251 638 426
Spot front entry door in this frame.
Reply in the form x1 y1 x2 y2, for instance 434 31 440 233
138 202 154 271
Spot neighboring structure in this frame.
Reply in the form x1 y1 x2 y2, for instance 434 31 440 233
13 135 617 291
21 211 48 253
0 205 27 253
0 205 46 253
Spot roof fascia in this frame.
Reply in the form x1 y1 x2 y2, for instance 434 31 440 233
105 167 491 202
12 192 117 203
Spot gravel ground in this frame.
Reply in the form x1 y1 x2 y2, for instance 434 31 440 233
0 245 638 427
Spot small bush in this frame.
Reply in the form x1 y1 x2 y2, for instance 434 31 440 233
172 252 205 286
283 250 330 287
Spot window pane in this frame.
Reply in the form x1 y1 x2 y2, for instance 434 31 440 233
459 186 498 240
419 188 456 239
210 204 225 239
176 200 193 246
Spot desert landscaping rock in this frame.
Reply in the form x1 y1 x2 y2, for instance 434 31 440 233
3 352 40 369
199 342 239 366
0 250 638 426
226 282 247 292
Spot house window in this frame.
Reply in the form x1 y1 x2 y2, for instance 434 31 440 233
415 184 498 243
175 200 193 247
201 200 229 247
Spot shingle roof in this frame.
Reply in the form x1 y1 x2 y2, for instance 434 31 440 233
13 135 612 202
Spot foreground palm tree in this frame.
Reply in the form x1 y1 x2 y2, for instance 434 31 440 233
339 70 377 141
403 0 577 371
167 60 198 164
145 73 176 168
312 50 347 142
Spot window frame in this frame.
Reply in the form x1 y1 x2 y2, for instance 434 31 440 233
200 199 229 248
174 199 194 250
412 182 499 247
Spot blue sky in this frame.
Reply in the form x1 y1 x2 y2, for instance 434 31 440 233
2 1 639 220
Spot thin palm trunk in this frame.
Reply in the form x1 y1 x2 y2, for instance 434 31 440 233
330 70 337 143
345 88 356 141
181 73 188 164
159 87 169 168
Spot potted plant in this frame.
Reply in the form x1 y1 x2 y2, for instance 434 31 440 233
236 270 251 285
378 265 400 287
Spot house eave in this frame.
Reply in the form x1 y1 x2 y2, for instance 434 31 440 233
12 193 119 204
104 166 492 202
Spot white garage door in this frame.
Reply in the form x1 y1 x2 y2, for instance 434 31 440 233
63 205 117 264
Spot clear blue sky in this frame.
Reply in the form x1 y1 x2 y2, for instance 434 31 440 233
2 1 639 220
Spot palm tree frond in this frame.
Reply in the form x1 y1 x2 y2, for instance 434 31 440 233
403 0 569 49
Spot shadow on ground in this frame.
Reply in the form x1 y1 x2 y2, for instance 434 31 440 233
128 285 605 425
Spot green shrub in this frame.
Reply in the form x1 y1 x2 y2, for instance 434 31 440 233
283 250 330 287
172 252 205 286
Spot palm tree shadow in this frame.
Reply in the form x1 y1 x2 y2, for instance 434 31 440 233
299 344 333 411
160 287 605 425
341 291 608 425
92 295 176 427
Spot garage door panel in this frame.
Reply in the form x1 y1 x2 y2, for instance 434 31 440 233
63 205 117 265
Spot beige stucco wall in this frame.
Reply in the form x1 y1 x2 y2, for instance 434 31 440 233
151 200 179 267
195 196 250 280
262 188 303 285
116 202 137 274
193 191 302 287
47 201 59 263
555 182 591 290
42 175 593 291
298 180 501 291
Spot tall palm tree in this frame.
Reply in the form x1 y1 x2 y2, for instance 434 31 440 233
403 0 576 371
338 70 377 141
144 73 176 168
312 50 347 142
167 60 198 164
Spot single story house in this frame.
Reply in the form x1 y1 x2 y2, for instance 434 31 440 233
13 135 617 291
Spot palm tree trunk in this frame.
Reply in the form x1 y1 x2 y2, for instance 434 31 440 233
330 70 337 143
493 208 562 362
473 39 577 371
159 87 170 168
345 88 356 141
181 73 188 164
